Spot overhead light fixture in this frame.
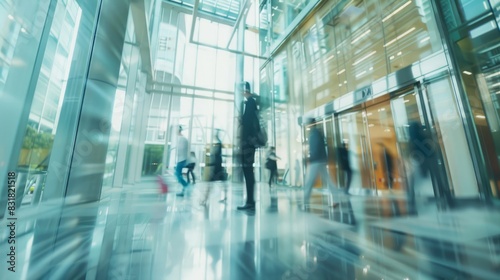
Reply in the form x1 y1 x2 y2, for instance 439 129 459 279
476 115 486 119
8 14 14 20
486 71 500 78
353 51 377 66
351 29 371 44
463 71 472 75
309 68 316 73
382 1 412 22
356 71 367 77
337 69 345 75
384 27 416 47
324 55 335 62
420 36 430 43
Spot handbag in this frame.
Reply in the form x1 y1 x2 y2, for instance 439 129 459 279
254 112 268 148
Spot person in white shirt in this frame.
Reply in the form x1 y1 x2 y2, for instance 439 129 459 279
176 126 189 196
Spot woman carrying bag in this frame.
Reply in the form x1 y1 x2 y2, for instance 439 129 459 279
201 130 227 205
265 146 280 188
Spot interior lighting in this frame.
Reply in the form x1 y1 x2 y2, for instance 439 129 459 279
382 1 412 22
356 71 367 77
463 71 472 75
337 69 346 75
351 29 371 44
8 14 14 20
21 27 27 33
476 115 486 119
369 124 375 127
309 68 316 73
339 83 343 87
353 51 377 66
324 55 335 62
397 51 402 56
390 55 395 60
420 36 430 43
404 99 409 103
369 67 374 70
384 27 416 47
486 71 500 78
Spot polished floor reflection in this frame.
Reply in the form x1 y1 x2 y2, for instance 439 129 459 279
1 177 500 280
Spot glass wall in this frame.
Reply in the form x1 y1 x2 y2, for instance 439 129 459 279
435 0 500 200
144 7 250 181
259 0 321 56
280 0 443 112
0 0 97 214
260 0 487 204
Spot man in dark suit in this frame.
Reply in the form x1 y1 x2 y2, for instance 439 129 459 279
237 82 259 211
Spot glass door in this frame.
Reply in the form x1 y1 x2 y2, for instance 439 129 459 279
365 101 404 192
391 88 435 197
338 111 376 192
324 116 339 185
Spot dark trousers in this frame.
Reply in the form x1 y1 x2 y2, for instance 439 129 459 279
186 168 195 183
343 168 352 193
241 144 256 205
268 169 278 186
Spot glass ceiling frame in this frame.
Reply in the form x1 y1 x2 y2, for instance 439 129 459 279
163 0 267 59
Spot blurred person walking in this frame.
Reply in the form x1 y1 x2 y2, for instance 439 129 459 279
407 121 453 213
337 141 352 195
265 146 280 188
201 130 227 205
185 151 197 184
303 118 338 208
175 126 189 197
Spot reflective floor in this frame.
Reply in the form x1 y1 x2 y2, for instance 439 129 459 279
1 177 500 280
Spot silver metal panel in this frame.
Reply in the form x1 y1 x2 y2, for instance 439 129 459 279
386 64 420 92
372 76 388 97
420 52 448 75
42 1 101 204
43 0 131 204
66 0 130 202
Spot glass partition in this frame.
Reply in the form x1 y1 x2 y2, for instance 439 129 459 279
286 0 444 112
435 0 500 200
